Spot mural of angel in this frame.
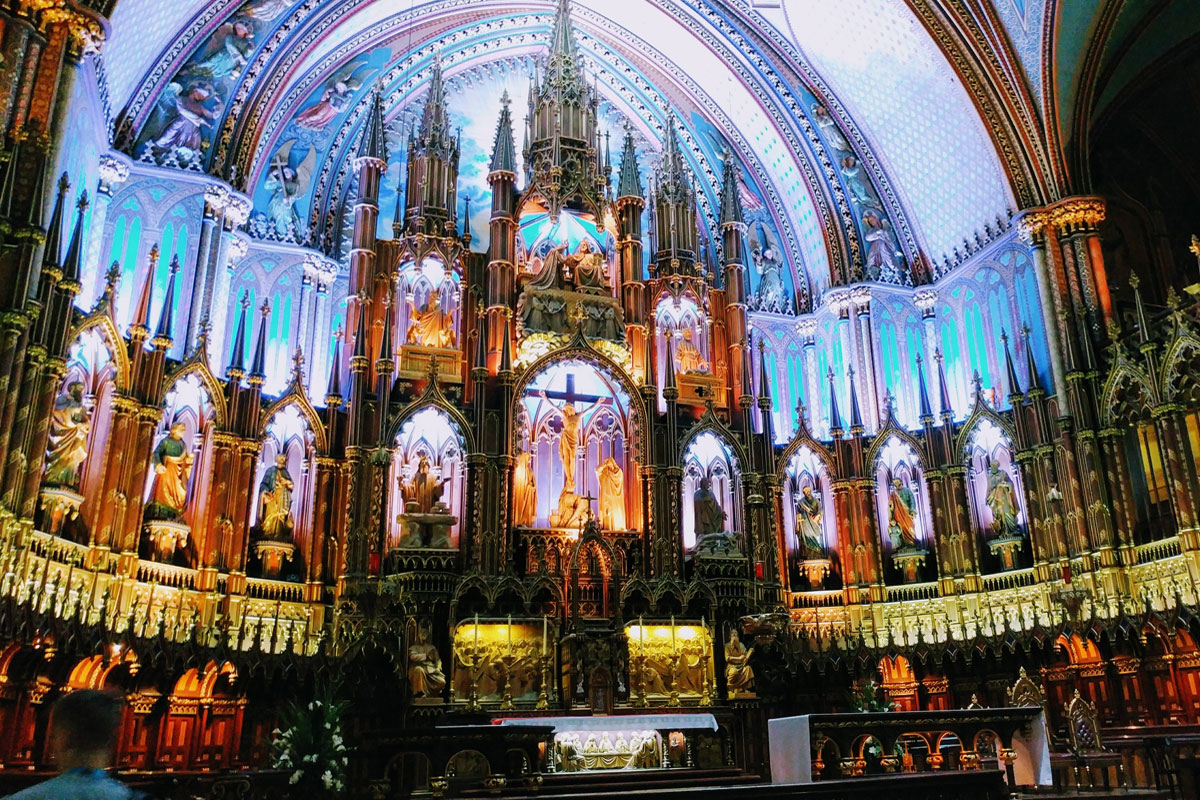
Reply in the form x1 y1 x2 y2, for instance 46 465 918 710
840 155 875 205
242 0 292 21
264 140 315 238
749 220 790 314
812 104 850 152
186 17 255 82
296 58 370 132
146 82 223 159
862 211 903 283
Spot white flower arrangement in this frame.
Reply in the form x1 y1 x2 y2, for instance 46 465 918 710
271 692 350 798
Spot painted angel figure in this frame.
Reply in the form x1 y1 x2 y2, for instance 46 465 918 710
862 211 903 283
148 82 223 159
264 140 316 238
187 17 255 82
750 221 789 313
812 104 850 152
887 477 919 549
296 58 370 132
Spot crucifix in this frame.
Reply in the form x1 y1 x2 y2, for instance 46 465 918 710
535 373 612 495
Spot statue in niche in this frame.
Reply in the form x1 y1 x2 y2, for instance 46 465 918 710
693 477 726 538
571 240 608 292
540 391 602 496
724 630 755 697
674 328 709 375
887 477 919 550
407 625 446 699
43 381 90 489
521 295 547 333
602 306 621 340
595 456 626 531
257 453 295 541
750 221 790 314
985 459 1021 539
406 293 455 348
397 454 454 549
527 242 567 291
146 423 195 521
793 483 825 558
512 450 538 527
402 454 447 514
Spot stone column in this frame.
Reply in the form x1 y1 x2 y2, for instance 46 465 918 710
851 286 878 430
208 234 247 366
797 318 821 433
81 153 130 307
1016 214 1068 397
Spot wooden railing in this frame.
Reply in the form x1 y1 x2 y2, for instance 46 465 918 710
886 582 939 602
245 576 304 603
982 568 1036 592
1137 536 1182 564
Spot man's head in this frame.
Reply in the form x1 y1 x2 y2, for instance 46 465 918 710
49 690 122 769
68 381 84 399
169 422 186 439
274 453 287 468
802 485 813 498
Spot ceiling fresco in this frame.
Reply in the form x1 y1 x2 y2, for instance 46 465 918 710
105 0 1034 297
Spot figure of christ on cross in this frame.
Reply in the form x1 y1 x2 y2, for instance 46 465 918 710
536 373 610 496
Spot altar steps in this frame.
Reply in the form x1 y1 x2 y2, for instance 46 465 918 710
481 769 1012 800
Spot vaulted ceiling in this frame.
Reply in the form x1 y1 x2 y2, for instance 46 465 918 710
97 0 1184 297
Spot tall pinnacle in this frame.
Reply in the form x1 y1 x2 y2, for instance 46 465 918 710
153 255 181 343
489 91 517 174
617 130 642 199
357 89 388 164
719 150 743 226
227 292 250 378
552 0 579 63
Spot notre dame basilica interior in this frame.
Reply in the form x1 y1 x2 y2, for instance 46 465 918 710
2 0 1200 797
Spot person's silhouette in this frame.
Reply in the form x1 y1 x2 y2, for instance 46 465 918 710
4 690 134 799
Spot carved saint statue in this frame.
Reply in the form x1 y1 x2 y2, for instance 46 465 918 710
724 630 754 697
407 626 446 699
693 476 726 537
674 328 709 375
257 453 295 541
985 460 1020 539
793 482 824 557
512 450 538 527
402 454 447 514
540 391 602 496
147 423 194 521
43 381 90 488
406 293 455 348
571 240 608 292
595 456 626 531
527 242 567 291
887 477 918 549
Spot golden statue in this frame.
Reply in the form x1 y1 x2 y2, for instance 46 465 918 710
146 422 194 521
407 626 446 699
406 293 455 348
674 328 708 374
43 381 90 488
402 454 447 514
724 630 755 697
512 450 538 527
539 391 602 495
571 240 608 291
595 456 626 530
257 453 295 541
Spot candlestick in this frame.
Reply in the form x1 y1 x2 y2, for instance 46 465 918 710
542 614 547 656
507 613 513 655
671 615 676 653
474 612 479 651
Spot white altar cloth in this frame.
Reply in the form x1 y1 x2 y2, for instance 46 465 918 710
496 713 718 732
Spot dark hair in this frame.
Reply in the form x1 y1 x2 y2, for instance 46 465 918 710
52 689 122 754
